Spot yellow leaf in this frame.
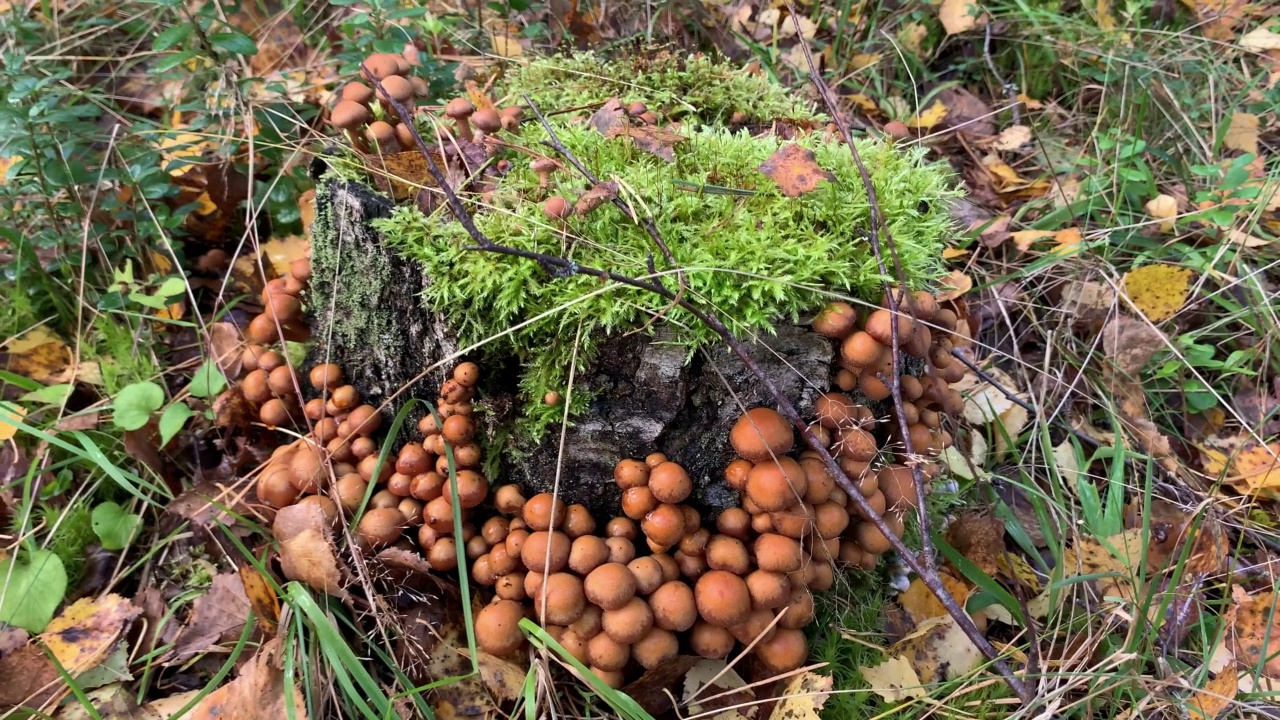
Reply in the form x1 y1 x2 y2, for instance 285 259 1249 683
859 654 926 701
939 0 981 35
1224 112 1259 154
1095 0 1117 31
260 235 310 278
899 575 971 624
159 131 216 177
898 22 929 55
0 155 22 184
942 247 969 259
2 327 71 384
0 402 26 440
994 403 1029 460
905 100 948 129
1189 667 1238 719
194 191 218 216
1121 264 1194 321
1240 27 1280 51
39 594 139 675
848 54 882 72
1017 93 1044 110
1052 227 1083 256
767 671 832 720
1010 229 1054 251
993 124 1031 151
844 94 878 115
487 29 523 58
1145 193 1178 232
934 269 972 301
239 565 280 634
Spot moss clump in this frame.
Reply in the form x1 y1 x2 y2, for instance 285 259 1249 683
378 116 956 437
498 50 821 126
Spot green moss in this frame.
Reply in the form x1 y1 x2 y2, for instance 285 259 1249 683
41 501 94 586
379 116 955 437
499 51 821 126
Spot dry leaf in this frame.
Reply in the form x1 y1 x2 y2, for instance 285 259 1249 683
0 403 26 440
273 502 350 600
1240 27 1280 51
1202 439 1280 496
889 615 982 683
239 565 280 635
899 575 972 624
189 637 308 720
859 654 925 701
844 93 878 113
945 510 1040 589
1060 280 1118 318
39 594 139 675
1224 113 1259 154
767 671 831 719
905 100 949 130
1 327 71 384
973 214 1011 248
939 0 981 34
575 181 619 216
0 643 60 713
1095 0 1118 31
1121 264 1193 322
1226 229 1271 247
588 98 627 136
259 235 310 278
474 651 527 701
1145 194 1178 232
993 125 1031 151
682 659 754 720
1102 315 1166 376
1189 666 1238 719
953 367 1019 423
487 27 524 57
169 573 252 662
934 270 972 302
608 125 687 163
759 143 836 197
1010 229 1054 252
1228 588 1280 677
898 22 929 55
942 247 970 259
1052 227 1083 256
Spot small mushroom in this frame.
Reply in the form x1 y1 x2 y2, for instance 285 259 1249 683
499 105 523 132
330 100 371 151
602 596 653 644
690 621 735 659
631 627 678 670
341 82 375 105
360 52 404 81
444 97 476 142
475 599 527 656
695 570 751 628
812 301 857 339
533 572 586 625
472 107 501 136
543 196 572 221
584 563 637 610
730 407 794 462
649 580 697 632
648 462 691 504
754 628 808 673
366 120 399 153
531 157 559 190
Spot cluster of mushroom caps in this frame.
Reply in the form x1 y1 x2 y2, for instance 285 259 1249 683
243 256 312 347
329 50 522 156
537 100 657 223
471 452 813 690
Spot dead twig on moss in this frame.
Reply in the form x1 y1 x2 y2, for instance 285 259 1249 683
369 62 1032 704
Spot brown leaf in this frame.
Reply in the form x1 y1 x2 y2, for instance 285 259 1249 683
273 503 349 600
168 481 251 530
54 411 100 431
1189 666 1237 719
1102 315 1166 377
973 214 1011 248
213 385 254 429
588 98 627 136
937 87 994 136
0 644 60 714
1228 587 1280 678
208 321 242 378
169 573 253 663
759 143 836 197
239 565 280 635
575 181 619 216
189 637 308 720
1 327 71 384
473 650 529 702
620 655 700 715
935 270 973 302
609 125 687 163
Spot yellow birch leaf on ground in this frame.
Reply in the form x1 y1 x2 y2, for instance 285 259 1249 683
890 616 983 683
1121 264 1194 321
1190 667 1238 719
845 93 878 113
1224 113 1259 154
1095 0 1117 30
898 22 929 55
1 327 71 384
953 366 1021 424
1229 588 1280 678
39 595 139 675
934 270 972 302
905 100 948 129
1207 439 1280 496
0 402 27 440
487 28 524 57
1011 229 1054 251
0 155 22 183
1052 227 1083 256
259 235 309 278
993 403 1030 460
849 54 882 72
899 575 971 624
993 125 1031 151
859 654 926 701
1063 529 1145 601
1145 194 1178 232
768 671 832 720
939 0 980 35
239 565 280 635
1240 28 1280 51
1017 93 1044 109
942 247 970 259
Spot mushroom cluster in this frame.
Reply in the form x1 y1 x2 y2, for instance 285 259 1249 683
329 51 429 154
244 256 312 346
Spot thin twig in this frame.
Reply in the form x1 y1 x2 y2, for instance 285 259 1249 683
370 66 1031 704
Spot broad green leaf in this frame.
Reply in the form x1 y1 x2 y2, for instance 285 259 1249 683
0 550 68 632
210 31 258 56
91 501 142 550
152 23 193 51
112 381 164 430
158 402 197 445
20 383 73 405
188 359 227 399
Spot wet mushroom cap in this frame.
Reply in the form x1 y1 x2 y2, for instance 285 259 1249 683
631 627 679 669
584 563 637 610
730 407 794 462
695 570 752 627
472 107 502 133
745 457 807 512
602 596 653 644
754 628 808 673
690 621 736 659
649 580 697 632
648 462 692 504
475 599 527 656
331 100 371 129
533 572 586 625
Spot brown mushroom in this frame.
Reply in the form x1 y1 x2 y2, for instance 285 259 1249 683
649 580 697 632
730 407 794 462
475 599 526 656
444 97 475 142
584 563 637 611
533 572 586 625
754 628 808 673
690 621 736 659
631 627 678 670
648 461 691 504
472 107 501 135
523 492 566 531
695 570 751 627
812 301 857 338
521 530 571 573
745 458 808 512
330 100 371 151
641 503 686 547
602 596 653 644
568 535 611 575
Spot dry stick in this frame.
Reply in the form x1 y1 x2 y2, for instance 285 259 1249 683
369 73 1032 704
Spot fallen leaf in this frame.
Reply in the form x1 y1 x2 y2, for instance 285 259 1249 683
259 235 309 278
848 55 882 72
53 682 146 720
1228 588 1280 677
758 143 836 197
239 565 280 635
1017 93 1044 110
1180 0 1251 40
0 402 26 440
1010 229 1054 252
608 125 687 163
1189 666 1238 719
993 125 1031 151
942 248 970 259
1203 439 1280 496
946 511 1040 589
575 181 619 216
938 0 982 34
904 100 948 130
682 659 754 720
1 327 71 384
0 644 60 713
973 214 1011 248
953 367 1020 424
487 26 524 57
981 155 1049 195
40 594 139 675
1122 264 1194 321
897 614 983 683
897 22 929 56
1224 112 1259 154
169 573 252 662
937 87 995 136
1102 315 1166 376
1240 27 1280 51
1052 227 1083 256
1060 280 1118 318
588 98 627 136
273 502 350 600
0 549 68 632
473 650 527 702
189 637 308 720
208 322 242 378
941 431 988 481
934 270 972 302
844 92 878 113
1095 0 1118 31
1064 529 1146 602
1145 194 1179 232
899 575 972 624
1053 441 1084 486
859 654 925 701
767 671 831 719
1226 229 1271 247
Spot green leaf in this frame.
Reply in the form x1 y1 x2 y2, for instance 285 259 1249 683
189 359 227 399
158 402 197 445
156 48 200 73
20 383 73 405
91 501 142 550
155 276 187 300
113 381 165 430
153 22 194 51
0 550 68 632
210 30 258 56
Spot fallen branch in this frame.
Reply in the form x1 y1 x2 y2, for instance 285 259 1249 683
369 65 1032 704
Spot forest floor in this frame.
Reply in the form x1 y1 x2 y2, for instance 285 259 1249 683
1 1 1278 719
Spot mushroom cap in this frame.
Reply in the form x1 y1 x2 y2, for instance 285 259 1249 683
259 398 291 428
799 458 836 505
680 527 710 556
377 74 413 103
341 82 375 104
652 553 680 582
627 557 665 595
587 632 629 672
854 519 893 554
877 464 919 508
558 629 589 663
754 533 803 573
754 628 808 673
834 426 878 463
695 570 752 627
730 608 778 645
690 621 736 659
606 536 636 565
267 365 298 396
745 570 791 609
568 535 610 575
543 196 572 220
445 97 475 119
724 459 753 491
472 107 501 133
563 504 596 538
631 627 678 670
849 488 887 522
778 587 816 630
649 580 697 632
814 501 851 539
814 392 860 430
395 443 431 476
453 361 480 386
331 100 371 129
532 572 585 625
257 468 299 508
357 507 404 547
864 308 914 346
716 508 751 540
309 363 343 391
621 486 657 520
840 331 881 368
730 407 794 462
602 596 653 644
531 157 558 173
641 503 686 547
523 493 566 530
494 484 525 515
568 604 603 639
648 462 692 504
475 599 527 656
521 530 571 573
363 52 406 79
584 563 637 611
605 516 638 539
614 458 650 490
367 120 397 149
745 457 807 512
812 301 857 338
706 535 751 575
442 469 488 509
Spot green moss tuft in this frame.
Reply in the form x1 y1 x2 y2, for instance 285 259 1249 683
499 51 821 125
379 117 956 437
